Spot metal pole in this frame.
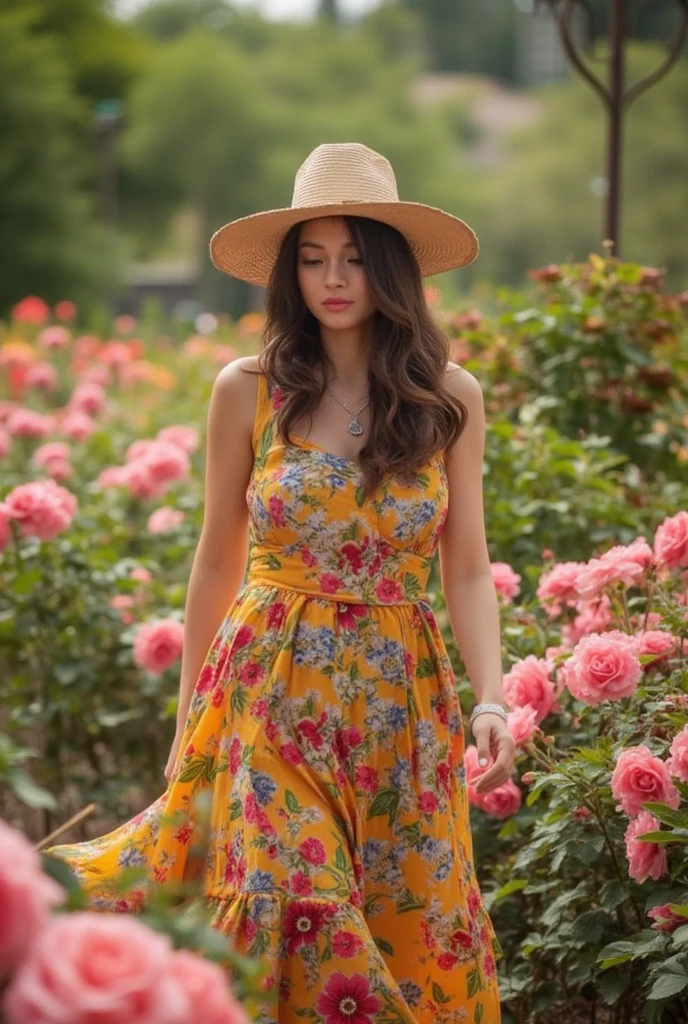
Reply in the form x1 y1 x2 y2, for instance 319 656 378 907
606 0 626 252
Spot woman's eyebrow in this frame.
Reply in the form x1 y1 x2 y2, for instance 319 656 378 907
298 240 357 249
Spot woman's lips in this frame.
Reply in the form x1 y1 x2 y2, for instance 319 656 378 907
323 299 353 310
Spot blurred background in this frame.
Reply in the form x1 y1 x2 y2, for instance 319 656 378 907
1 0 686 321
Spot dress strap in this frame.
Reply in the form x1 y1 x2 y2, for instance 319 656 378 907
251 369 275 456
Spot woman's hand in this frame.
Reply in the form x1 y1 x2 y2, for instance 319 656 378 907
164 728 185 784
471 714 516 795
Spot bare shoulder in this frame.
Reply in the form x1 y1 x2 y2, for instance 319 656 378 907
442 360 484 410
210 354 262 440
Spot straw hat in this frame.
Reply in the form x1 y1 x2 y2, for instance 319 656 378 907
209 142 478 286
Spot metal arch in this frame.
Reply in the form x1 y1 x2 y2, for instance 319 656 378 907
624 0 688 106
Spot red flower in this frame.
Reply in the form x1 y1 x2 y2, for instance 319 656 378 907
301 548 317 567
12 296 50 324
354 765 378 794
290 871 313 896
195 663 215 694
321 573 342 594
331 930 364 959
340 542 363 573
315 972 382 1024
336 604 367 630
436 762 451 796
228 736 242 773
173 823 193 845
450 928 473 951
210 686 224 707
374 578 403 603
244 917 257 942
280 742 303 765
296 718 324 749
299 837 327 866
268 494 286 527
418 791 439 814
336 726 363 760
267 602 286 630
437 951 458 970
283 900 332 954
239 661 265 687
231 624 254 653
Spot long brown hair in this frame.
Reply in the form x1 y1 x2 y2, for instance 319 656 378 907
250 215 468 498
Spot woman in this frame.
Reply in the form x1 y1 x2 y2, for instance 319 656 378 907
49 143 515 1023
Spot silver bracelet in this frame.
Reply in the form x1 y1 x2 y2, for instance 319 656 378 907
469 701 509 730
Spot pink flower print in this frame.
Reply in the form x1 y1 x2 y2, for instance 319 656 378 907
283 901 333 954
268 495 286 527
228 737 242 773
374 578 403 603
290 871 313 896
336 604 367 630
354 765 378 794
239 662 265 687
301 548 317 567
231 624 254 653
267 601 286 630
281 743 303 765
336 726 363 760
340 542 364 573
296 717 324 749
418 791 439 814
315 972 382 1024
321 573 342 594
299 838 327 866
331 930 364 959
195 663 215 694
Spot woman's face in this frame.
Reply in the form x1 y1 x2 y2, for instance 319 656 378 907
296 217 377 331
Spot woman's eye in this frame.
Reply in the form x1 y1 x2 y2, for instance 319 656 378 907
348 258 363 265
301 259 321 266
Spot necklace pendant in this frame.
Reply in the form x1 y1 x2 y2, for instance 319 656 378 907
348 418 364 436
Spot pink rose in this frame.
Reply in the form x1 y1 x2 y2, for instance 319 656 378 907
648 904 687 932
33 442 71 468
667 725 688 783
503 656 556 723
12 296 50 325
564 630 641 706
0 821 63 981
490 562 521 603
536 561 586 616
165 950 248 1024
69 382 106 417
25 362 59 392
562 595 613 647
60 410 96 441
654 511 688 571
133 619 184 674
634 630 679 666
3 480 77 540
37 325 70 349
148 506 185 534
54 300 77 322
3 912 181 1024
507 704 540 747
576 543 648 602
97 465 129 489
6 408 54 439
0 507 11 553
0 427 11 459
130 566 151 583
611 745 680 817
481 779 522 819
157 425 199 454
624 811 667 884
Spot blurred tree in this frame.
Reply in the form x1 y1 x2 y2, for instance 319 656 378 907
397 0 518 79
0 10 117 315
132 0 235 41
468 43 688 290
318 0 339 23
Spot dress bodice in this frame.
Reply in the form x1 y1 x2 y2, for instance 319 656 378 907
245 372 449 605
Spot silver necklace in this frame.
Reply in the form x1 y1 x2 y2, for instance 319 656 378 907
326 382 369 436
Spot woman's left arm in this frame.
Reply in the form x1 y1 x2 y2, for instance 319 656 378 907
438 363 515 795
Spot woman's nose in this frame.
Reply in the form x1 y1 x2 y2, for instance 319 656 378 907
324 260 347 287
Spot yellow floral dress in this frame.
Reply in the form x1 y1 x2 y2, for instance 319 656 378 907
49 372 503 1023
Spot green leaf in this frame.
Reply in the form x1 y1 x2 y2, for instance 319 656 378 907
285 789 301 814
432 982 451 1004
354 486 365 507
403 572 421 600
367 787 400 826
8 768 56 810
416 657 436 679
648 967 688 1002
374 936 394 956
334 845 347 871
494 878 529 901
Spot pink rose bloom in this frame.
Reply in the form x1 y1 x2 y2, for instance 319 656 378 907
133 619 184 674
25 362 59 392
666 725 688 783
69 382 106 417
125 439 155 463
564 630 641 706
0 400 18 423
129 440 190 491
110 595 135 624
611 744 680 817
634 629 679 666
96 465 129 489
0 427 11 459
130 566 152 583
3 912 182 1024
78 364 111 387
124 463 167 501
114 314 137 335
0 507 11 553
6 408 54 439
562 594 614 647
44 459 72 482
157 425 199 454
166 950 248 1024
60 410 96 442
481 778 522 819
507 704 540 747
490 562 521 603
576 543 648 602
0 821 63 981
536 561 586 616
648 904 687 932
3 480 77 540
624 811 667 884
148 507 185 534
99 341 132 366
54 300 77 322
37 325 70 349
12 296 50 325
503 655 557 723
33 442 71 470
654 511 688 571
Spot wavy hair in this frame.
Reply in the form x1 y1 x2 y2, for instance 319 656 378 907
249 215 468 499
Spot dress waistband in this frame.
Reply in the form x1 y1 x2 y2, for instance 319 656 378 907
246 547 432 606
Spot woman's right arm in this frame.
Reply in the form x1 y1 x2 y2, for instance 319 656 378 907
170 357 258 750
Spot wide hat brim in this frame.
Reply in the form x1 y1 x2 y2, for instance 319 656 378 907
209 201 479 287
